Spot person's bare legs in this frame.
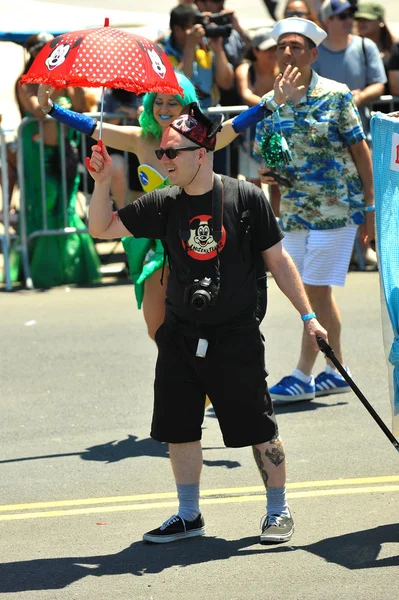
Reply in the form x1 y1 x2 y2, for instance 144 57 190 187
253 436 294 541
252 437 286 489
169 441 203 484
297 284 344 376
142 268 169 341
142 441 204 541
326 293 344 368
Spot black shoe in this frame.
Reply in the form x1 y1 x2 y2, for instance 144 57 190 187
143 514 205 543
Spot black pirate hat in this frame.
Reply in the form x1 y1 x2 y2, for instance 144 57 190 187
170 102 224 151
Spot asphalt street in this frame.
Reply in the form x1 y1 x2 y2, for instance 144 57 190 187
1 1 399 597
1 270 398 599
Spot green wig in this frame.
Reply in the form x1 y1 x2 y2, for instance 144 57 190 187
139 71 198 140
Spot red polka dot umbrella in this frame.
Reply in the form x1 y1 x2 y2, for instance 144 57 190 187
20 19 182 97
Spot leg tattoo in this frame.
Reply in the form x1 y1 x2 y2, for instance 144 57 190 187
252 447 268 486
265 436 286 467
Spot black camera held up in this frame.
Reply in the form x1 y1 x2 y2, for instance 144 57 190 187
194 12 233 39
184 277 220 311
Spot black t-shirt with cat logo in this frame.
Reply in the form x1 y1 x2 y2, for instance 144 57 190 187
118 175 283 326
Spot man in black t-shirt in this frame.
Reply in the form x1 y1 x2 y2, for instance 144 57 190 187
87 103 327 545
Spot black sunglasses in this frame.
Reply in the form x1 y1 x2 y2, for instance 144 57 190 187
155 146 200 160
335 10 355 20
284 10 310 18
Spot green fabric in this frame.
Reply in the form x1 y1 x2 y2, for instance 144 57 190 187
8 117 101 288
121 177 169 309
121 235 152 309
122 237 165 309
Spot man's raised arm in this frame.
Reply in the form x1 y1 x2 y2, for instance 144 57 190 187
88 143 132 240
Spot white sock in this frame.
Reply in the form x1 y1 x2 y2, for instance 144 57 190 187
325 364 346 380
292 368 313 384
176 483 200 522
266 486 290 518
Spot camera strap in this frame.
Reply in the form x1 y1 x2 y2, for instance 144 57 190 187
212 174 224 244
178 174 224 359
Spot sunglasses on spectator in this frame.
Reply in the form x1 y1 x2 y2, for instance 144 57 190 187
335 10 355 20
285 10 310 18
155 146 200 160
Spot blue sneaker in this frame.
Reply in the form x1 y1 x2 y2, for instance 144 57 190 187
269 375 315 402
315 370 351 397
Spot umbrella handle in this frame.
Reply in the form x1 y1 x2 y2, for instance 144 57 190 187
85 139 103 172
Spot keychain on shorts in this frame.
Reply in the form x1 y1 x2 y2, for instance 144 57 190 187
196 338 209 358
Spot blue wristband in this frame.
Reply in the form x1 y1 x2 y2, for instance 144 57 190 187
364 205 375 212
232 101 272 134
301 312 316 322
50 103 97 137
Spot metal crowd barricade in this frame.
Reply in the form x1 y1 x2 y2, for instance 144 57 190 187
11 96 391 290
78 111 133 206
15 112 131 289
0 124 12 290
371 95 399 115
207 104 250 177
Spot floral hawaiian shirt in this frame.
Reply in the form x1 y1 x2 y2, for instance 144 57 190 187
254 71 366 231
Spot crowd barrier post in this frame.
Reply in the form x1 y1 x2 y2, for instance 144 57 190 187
0 124 12 290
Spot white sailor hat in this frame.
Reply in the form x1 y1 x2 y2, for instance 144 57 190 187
270 17 327 46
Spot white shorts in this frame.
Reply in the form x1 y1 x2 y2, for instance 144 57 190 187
282 225 358 287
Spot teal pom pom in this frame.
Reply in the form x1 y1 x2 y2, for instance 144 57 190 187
260 132 292 167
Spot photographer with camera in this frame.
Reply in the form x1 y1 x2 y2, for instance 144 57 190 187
194 0 251 176
162 4 234 110
195 0 250 67
87 102 327 545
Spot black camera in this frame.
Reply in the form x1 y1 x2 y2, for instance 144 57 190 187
205 24 233 39
194 12 233 39
184 277 220 311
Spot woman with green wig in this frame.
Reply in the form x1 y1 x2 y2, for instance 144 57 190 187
38 67 273 338
38 74 204 338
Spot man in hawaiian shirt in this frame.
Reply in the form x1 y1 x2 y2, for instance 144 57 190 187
254 17 375 402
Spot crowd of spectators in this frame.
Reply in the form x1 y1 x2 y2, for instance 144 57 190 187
1 0 399 286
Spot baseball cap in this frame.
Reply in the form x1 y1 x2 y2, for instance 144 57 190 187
250 29 277 51
320 0 353 21
270 17 327 46
26 31 54 54
355 3 385 20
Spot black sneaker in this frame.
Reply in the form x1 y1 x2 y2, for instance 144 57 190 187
143 514 205 543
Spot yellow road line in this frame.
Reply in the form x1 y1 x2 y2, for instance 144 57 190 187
0 483 398 522
1 475 398 513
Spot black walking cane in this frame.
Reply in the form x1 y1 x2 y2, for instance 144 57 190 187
316 337 399 452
